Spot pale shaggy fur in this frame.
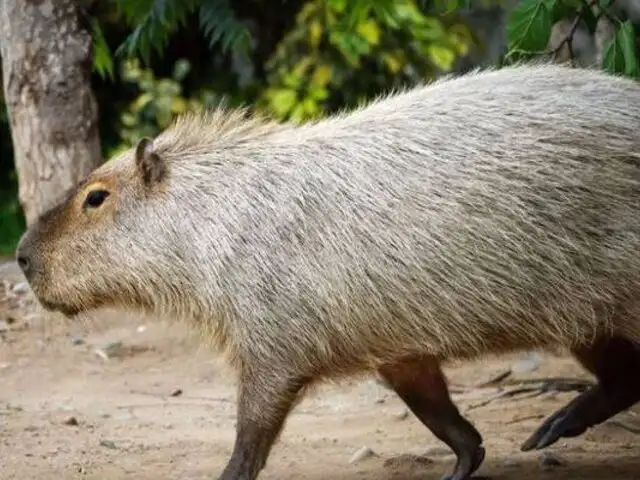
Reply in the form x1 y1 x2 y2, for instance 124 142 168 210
21 63 640 383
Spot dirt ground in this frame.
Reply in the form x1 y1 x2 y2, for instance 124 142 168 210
1 260 639 480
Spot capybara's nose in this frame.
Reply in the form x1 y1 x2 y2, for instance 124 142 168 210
15 246 32 279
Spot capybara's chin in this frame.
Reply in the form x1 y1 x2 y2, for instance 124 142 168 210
35 294 82 318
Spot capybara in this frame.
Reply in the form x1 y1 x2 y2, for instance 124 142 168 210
15 63 640 480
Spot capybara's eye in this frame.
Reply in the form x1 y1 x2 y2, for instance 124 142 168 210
83 190 110 209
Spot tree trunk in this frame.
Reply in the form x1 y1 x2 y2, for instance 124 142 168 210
0 0 102 227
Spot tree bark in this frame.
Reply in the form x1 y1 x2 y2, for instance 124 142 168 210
0 0 102 227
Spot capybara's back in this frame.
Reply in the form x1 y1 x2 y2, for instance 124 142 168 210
16 63 640 480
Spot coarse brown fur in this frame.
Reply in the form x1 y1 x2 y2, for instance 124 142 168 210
15 62 640 479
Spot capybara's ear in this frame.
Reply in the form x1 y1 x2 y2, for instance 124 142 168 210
135 137 166 185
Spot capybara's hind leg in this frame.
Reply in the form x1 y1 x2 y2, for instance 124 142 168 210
521 335 640 452
218 370 308 480
378 356 484 480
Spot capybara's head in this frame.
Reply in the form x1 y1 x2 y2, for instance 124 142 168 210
15 137 185 317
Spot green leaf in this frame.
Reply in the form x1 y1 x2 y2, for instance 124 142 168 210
290 104 307 124
357 19 381 46
311 65 333 87
618 21 639 76
90 19 114 81
308 84 329 101
393 1 426 24
602 36 626 75
114 0 199 63
427 44 457 71
131 92 154 112
172 59 191 81
269 89 298 117
199 0 253 55
413 18 447 41
328 0 348 13
507 0 553 52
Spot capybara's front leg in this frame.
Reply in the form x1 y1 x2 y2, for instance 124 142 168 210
521 335 640 451
218 371 307 480
378 356 485 480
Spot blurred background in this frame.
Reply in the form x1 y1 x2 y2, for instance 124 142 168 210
0 0 639 258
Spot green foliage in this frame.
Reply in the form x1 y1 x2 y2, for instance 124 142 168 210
91 19 115 80
106 0 252 65
503 0 640 78
95 0 474 126
115 0 198 62
258 0 473 123
116 58 220 151
506 0 553 53
0 198 24 257
602 21 639 76
198 0 252 52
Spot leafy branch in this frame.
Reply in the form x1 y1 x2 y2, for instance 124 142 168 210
90 0 253 75
504 0 639 77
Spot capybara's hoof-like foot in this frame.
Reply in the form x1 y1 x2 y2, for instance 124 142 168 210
441 445 485 480
521 407 588 451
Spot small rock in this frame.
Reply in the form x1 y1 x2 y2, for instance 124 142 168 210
12 282 29 295
63 416 79 426
94 349 109 361
71 337 85 346
511 352 542 374
540 452 566 469
136 325 147 333
95 341 124 360
169 388 183 397
349 446 376 464
99 439 117 450
393 408 409 420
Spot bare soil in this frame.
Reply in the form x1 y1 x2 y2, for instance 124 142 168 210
1 261 639 480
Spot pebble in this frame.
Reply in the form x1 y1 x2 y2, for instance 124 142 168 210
349 446 376 464
71 337 85 346
95 341 124 360
99 439 117 450
393 408 409 420
11 282 29 295
63 416 79 426
169 388 183 397
540 452 566 469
